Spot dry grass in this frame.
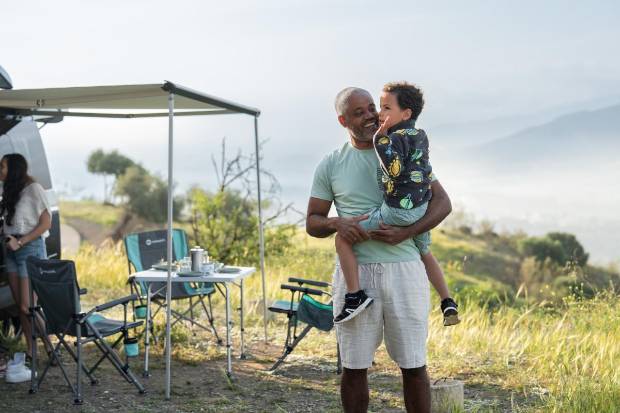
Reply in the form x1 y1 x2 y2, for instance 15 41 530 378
63 233 620 412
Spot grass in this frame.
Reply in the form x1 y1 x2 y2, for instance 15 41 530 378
62 229 620 412
60 200 124 228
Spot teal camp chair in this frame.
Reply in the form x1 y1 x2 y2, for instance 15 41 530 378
268 277 341 373
124 229 220 342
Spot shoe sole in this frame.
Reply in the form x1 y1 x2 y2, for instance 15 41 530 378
443 314 460 326
334 297 374 324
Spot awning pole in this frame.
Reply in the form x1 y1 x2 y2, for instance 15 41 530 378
254 116 268 341
165 92 174 400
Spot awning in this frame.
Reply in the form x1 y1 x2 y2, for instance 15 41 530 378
0 80 267 400
0 81 260 117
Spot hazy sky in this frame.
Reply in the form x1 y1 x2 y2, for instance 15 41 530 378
2 1 620 259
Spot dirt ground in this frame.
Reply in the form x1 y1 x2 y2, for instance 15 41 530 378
0 321 528 413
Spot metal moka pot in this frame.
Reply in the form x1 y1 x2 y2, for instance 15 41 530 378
190 246 204 272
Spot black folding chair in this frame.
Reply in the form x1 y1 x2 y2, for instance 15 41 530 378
26 257 145 405
124 229 220 342
268 277 341 373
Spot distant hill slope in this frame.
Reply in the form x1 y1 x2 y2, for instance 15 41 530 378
461 103 620 172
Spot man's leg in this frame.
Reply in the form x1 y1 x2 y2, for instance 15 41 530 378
401 365 431 413
381 261 431 413
341 367 369 413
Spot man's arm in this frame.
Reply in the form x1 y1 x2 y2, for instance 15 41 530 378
368 180 452 245
306 197 370 244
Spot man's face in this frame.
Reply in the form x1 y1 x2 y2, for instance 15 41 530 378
339 92 379 142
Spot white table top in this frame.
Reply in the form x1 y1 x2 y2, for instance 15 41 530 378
131 266 256 283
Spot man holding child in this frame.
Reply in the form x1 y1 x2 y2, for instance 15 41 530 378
306 86 452 412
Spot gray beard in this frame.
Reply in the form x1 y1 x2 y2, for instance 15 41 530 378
350 127 376 142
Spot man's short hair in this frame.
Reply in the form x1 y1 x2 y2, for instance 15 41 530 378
383 82 424 121
334 87 371 116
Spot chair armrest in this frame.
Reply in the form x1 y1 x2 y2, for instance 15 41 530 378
95 294 139 312
280 284 324 296
288 277 330 288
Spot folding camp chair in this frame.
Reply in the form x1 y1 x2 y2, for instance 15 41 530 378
268 277 341 373
26 257 145 405
124 229 220 342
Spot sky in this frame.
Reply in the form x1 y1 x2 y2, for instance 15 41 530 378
2 1 620 261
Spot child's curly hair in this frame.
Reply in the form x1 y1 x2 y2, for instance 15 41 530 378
383 82 424 121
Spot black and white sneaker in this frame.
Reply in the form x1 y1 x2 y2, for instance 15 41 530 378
334 290 373 324
441 297 460 326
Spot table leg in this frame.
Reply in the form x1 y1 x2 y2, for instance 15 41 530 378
239 279 246 360
143 283 152 378
225 284 232 377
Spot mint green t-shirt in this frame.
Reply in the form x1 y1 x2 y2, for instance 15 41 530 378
311 141 424 264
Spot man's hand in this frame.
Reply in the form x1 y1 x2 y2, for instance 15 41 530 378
335 215 370 244
368 222 412 245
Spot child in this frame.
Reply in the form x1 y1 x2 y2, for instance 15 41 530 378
333 81 459 326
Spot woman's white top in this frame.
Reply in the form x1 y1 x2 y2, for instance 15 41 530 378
2 182 51 238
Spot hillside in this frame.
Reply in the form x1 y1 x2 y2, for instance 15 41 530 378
449 103 620 172
59 200 619 303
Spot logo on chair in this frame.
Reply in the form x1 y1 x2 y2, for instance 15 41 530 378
145 238 165 246
40 269 57 275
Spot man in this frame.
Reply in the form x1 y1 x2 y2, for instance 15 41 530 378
306 87 452 412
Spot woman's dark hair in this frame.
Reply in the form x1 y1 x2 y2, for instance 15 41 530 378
0 154 34 226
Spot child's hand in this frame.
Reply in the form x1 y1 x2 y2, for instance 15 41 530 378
374 116 390 138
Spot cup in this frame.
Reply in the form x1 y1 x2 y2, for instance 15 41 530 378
201 262 215 274
179 257 192 273
124 337 139 357
134 305 147 319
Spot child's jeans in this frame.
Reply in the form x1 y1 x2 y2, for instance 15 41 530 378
359 201 431 254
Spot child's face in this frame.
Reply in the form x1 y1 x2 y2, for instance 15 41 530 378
379 91 412 129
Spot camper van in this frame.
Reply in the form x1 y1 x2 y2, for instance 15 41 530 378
0 119 62 259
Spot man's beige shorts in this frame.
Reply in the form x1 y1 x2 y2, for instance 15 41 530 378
332 261 430 369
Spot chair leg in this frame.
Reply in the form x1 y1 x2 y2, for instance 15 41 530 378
74 327 83 405
86 321 145 394
189 296 195 335
201 294 222 344
269 324 313 372
88 335 123 377
57 336 98 385
93 338 145 393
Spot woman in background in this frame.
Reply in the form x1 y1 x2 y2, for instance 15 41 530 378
0 153 51 360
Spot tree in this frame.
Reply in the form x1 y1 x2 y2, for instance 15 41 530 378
518 236 567 266
518 232 590 268
189 188 294 265
189 138 298 265
87 149 136 203
115 165 183 223
547 232 589 267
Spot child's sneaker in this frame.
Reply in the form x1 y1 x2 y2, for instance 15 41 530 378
441 298 460 326
334 290 373 324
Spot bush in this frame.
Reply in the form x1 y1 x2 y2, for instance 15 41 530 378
547 232 589 266
518 236 567 266
188 187 295 266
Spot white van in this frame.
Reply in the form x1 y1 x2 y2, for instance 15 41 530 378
0 118 61 260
